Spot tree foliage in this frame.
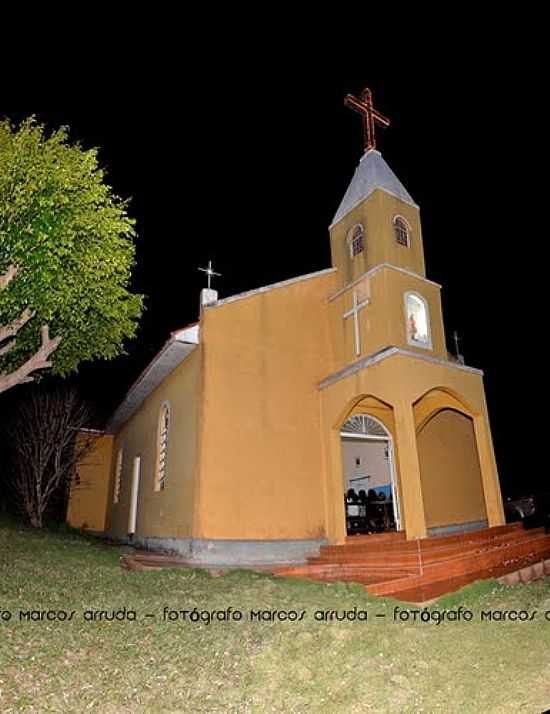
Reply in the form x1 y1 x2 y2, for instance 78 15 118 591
0 117 143 392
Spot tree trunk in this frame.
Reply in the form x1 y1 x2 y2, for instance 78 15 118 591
29 511 42 528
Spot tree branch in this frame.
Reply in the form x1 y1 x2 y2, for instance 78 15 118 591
0 264 62 392
0 264 18 290
0 307 35 344
0 265 34 344
0 340 15 358
0 325 61 395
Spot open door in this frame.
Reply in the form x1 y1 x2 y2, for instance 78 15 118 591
341 414 401 534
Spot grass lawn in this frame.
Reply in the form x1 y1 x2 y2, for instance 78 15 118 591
1 519 550 713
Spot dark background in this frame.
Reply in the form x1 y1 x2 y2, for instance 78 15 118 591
1 77 545 499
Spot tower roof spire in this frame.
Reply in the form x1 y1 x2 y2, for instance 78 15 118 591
344 87 390 153
333 89 414 226
332 150 416 226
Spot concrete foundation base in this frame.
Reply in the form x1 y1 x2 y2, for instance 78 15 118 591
427 520 489 537
116 535 325 566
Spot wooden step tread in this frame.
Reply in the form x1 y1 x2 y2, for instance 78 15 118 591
377 553 550 603
321 524 526 556
367 539 550 596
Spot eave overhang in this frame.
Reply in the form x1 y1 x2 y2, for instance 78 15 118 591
106 324 199 433
319 346 483 390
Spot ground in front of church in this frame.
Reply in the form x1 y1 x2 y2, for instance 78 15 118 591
2 517 550 713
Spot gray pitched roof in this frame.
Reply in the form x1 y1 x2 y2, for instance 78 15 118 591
332 150 416 226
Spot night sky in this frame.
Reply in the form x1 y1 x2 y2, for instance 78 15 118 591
2 78 545 499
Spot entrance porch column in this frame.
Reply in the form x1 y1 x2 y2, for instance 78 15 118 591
473 414 505 527
394 401 427 540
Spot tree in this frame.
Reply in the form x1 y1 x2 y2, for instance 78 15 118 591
5 387 96 528
0 117 143 393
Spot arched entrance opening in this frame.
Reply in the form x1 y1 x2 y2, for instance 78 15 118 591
340 413 401 535
417 408 488 532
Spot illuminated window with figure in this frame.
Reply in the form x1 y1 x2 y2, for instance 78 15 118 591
405 292 431 349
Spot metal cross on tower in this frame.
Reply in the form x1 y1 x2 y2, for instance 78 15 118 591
344 87 390 153
453 330 465 365
198 260 221 289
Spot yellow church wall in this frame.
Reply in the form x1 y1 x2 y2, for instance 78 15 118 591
327 265 447 371
417 409 487 528
195 271 337 540
329 189 426 288
67 434 114 532
320 352 504 543
105 347 201 539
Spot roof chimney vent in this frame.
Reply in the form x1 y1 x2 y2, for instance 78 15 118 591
200 287 218 311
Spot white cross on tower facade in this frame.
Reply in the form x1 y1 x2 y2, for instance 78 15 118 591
343 290 370 357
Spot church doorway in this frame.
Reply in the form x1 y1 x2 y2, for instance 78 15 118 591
340 414 401 536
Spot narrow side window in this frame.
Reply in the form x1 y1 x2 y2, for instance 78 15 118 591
114 448 123 504
155 402 171 491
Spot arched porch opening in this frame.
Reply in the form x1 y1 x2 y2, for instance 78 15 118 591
340 401 401 536
413 386 476 431
415 397 488 532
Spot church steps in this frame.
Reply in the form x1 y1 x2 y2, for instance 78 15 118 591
278 532 550 578
308 537 550 572
376 554 550 603
273 564 415 582
327 524 523 556
365 548 550 602
311 527 540 566
345 531 407 545
273 527 550 602
366 533 550 597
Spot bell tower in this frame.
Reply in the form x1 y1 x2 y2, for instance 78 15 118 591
330 90 426 289
327 87 447 365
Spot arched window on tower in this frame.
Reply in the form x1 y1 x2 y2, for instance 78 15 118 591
393 216 410 247
154 402 171 491
347 224 365 258
405 292 431 349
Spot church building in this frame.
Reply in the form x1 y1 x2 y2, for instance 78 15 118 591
67 88 505 566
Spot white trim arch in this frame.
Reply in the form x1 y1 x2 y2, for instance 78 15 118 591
341 414 388 439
